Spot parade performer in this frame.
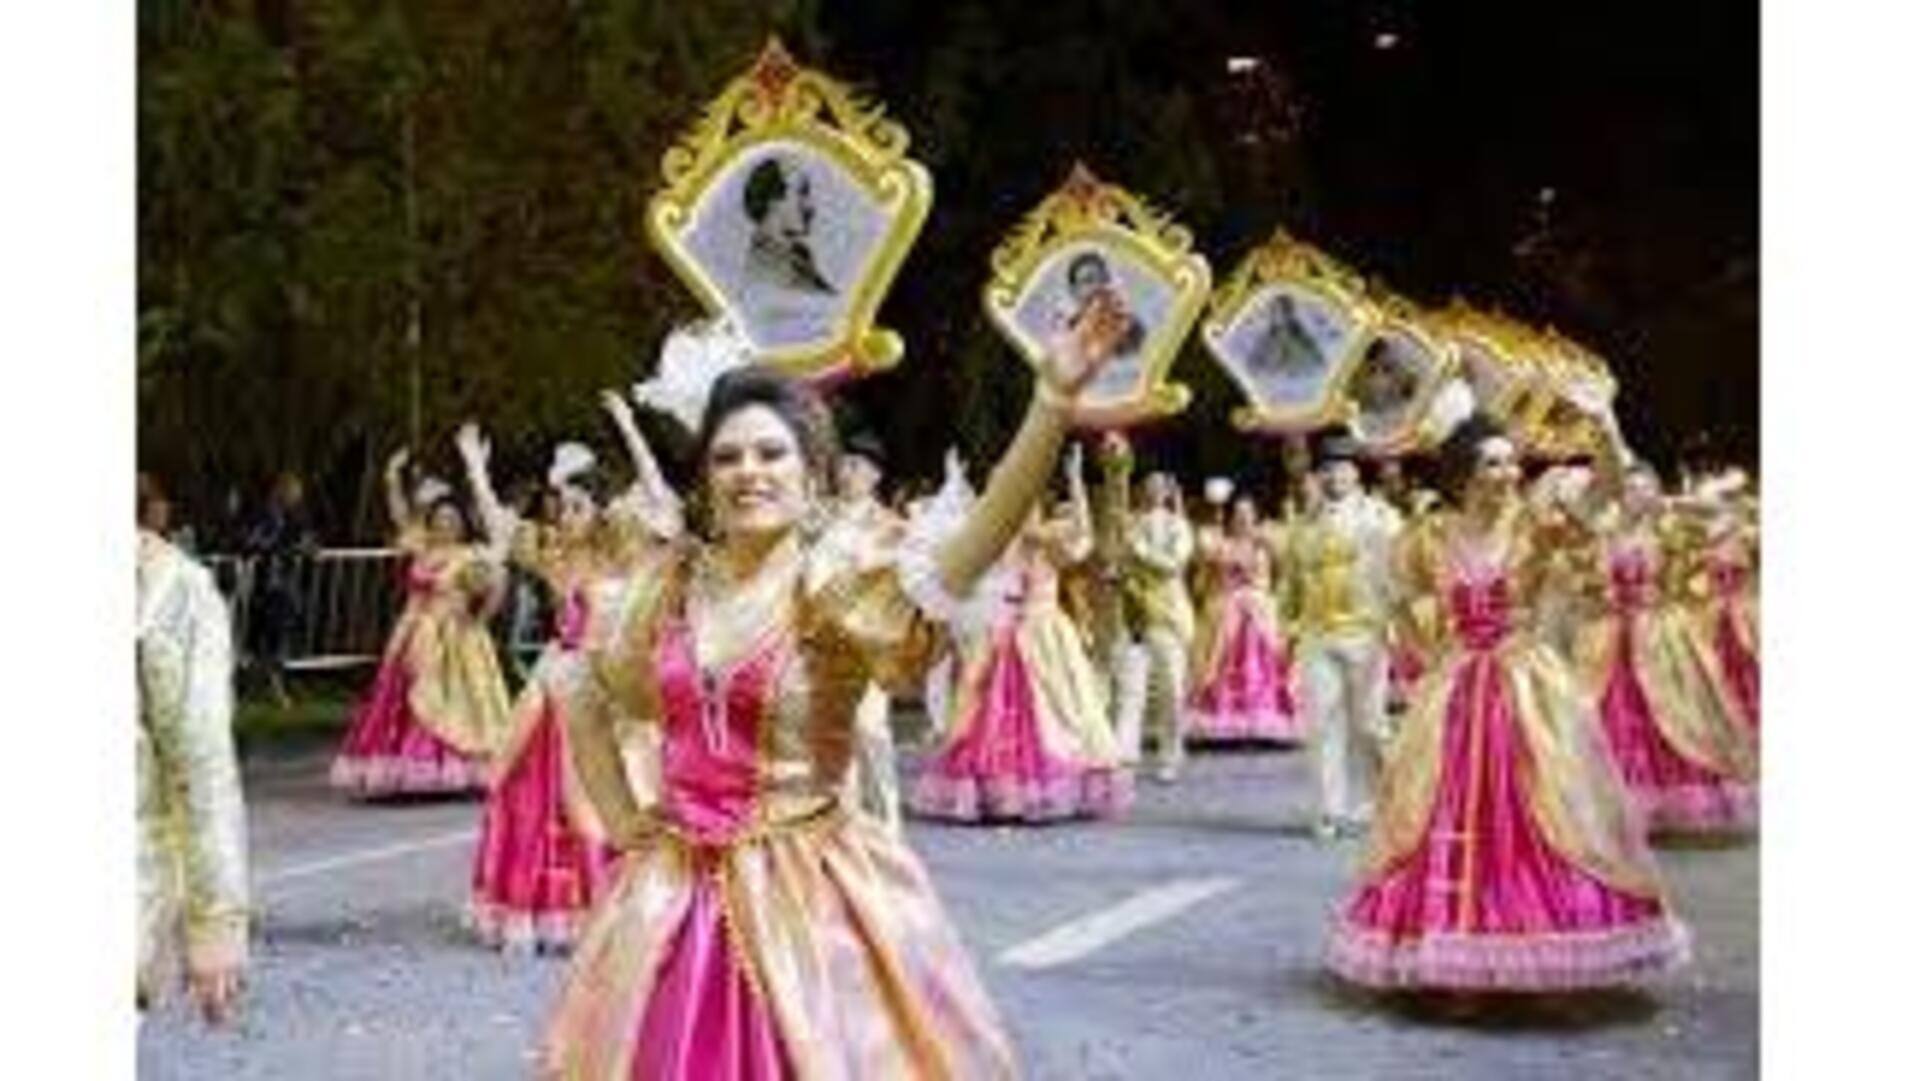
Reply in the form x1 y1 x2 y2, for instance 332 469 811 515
1325 418 1691 992
1082 431 1150 765
456 389 683 952
1285 436 1402 838
819 431 909 833
138 475 250 1023
330 451 512 796
542 302 1130 1079
912 442 1131 822
1684 473 1759 737
1127 470 1197 782
1572 404 1758 834
1185 493 1301 743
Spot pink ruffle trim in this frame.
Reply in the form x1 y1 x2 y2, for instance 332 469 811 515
328 754 488 797
1635 781 1759 835
465 899 587 953
1325 915 1692 992
1183 706 1305 744
909 767 1133 823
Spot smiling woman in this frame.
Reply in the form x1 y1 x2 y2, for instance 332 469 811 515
541 307 1133 1078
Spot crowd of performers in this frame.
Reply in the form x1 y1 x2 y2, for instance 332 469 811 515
138 310 1759 1075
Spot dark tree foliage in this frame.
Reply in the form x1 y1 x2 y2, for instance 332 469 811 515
139 0 1755 540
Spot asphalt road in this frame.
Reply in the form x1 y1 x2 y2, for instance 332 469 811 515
139 734 1757 1080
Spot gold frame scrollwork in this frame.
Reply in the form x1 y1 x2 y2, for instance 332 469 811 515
1526 327 1618 459
1201 226 1380 434
645 38 933 381
982 163 1211 428
1341 289 1460 456
1432 299 1540 425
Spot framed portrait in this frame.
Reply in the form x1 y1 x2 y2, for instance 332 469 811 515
646 39 932 381
1201 227 1378 433
1338 294 1457 455
1525 330 1617 460
1432 300 1538 425
984 164 1210 427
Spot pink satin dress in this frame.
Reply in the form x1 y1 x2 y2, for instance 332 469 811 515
1327 533 1689 990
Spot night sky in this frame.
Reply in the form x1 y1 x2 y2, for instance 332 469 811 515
811 0 1757 480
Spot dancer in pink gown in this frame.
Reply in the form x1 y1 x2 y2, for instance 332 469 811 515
1185 495 1301 744
1569 413 1757 836
456 390 683 951
543 300 1132 1078
330 451 511 797
911 443 1131 822
1326 418 1690 992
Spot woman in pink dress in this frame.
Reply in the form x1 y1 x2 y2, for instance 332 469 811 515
456 391 683 952
912 442 1131 822
543 304 1129 1078
1686 481 1759 737
1326 418 1690 992
1571 426 1757 836
1185 495 1301 744
330 451 511 797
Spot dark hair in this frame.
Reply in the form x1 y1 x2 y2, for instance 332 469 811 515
742 158 791 224
552 464 612 506
1436 413 1508 500
1067 251 1110 285
696 366 840 490
424 495 471 539
137 471 167 529
841 431 886 472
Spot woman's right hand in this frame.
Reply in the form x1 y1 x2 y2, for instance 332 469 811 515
1042 288 1129 420
454 422 489 469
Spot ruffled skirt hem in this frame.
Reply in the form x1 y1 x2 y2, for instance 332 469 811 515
1182 705 1305 744
1635 780 1758 835
1325 915 1691 991
465 899 590 952
908 767 1133 823
328 753 487 797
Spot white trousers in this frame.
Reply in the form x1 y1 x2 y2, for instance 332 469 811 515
1300 630 1388 824
1106 638 1146 765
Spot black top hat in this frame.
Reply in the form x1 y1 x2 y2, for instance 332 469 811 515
1312 430 1363 467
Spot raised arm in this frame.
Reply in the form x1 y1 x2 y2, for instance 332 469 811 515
383 448 414 535
454 422 514 553
604 389 684 539
934 292 1132 594
1060 442 1095 563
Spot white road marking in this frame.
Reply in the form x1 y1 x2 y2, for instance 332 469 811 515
997 876 1241 970
260 829 478 887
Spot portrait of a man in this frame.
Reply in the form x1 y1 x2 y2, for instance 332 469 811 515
1348 333 1427 436
675 142 890 355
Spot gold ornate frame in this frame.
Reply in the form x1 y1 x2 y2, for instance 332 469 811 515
645 38 933 381
1341 290 1460 456
983 164 1211 428
1526 328 1618 459
1200 226 1380 434
1432 300 1539 425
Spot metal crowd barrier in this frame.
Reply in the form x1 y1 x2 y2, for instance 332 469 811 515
205 549 407 672
203 548 552 677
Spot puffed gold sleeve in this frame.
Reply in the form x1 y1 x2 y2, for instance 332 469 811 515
809 558 949 698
